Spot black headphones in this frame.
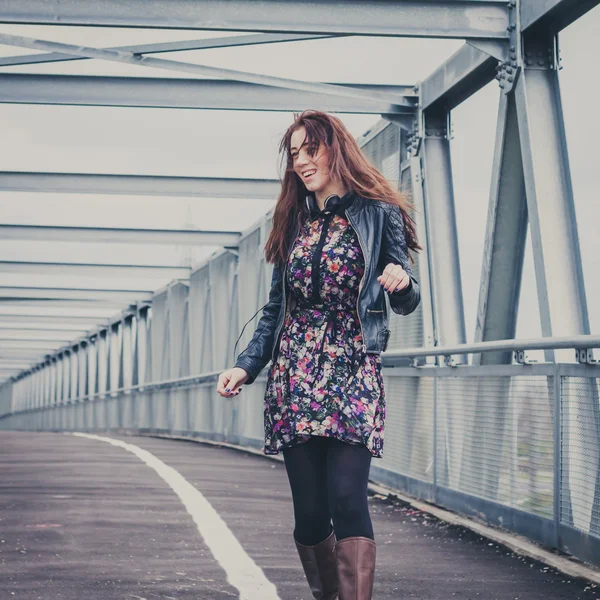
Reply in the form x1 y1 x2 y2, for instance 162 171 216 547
305 192 353 218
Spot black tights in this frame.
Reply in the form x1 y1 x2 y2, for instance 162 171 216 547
282 436 374 546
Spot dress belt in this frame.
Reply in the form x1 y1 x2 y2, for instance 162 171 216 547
293 302 361 380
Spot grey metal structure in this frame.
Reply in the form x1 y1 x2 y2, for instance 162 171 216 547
0 0 599 571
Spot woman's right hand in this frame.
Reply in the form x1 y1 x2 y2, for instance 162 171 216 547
217 367 249 398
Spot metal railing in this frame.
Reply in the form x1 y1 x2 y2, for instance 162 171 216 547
2 335 599 568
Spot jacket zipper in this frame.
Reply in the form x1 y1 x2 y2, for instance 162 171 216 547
345 209 367 354
271 222 299 363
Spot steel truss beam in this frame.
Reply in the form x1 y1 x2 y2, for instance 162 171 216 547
0 32 416 110
0 1 510 39
0 352 52 361
419 110 467 360
0 320 90 331
0 74 415 115
0 330 86 342
0 313 110 323
0 171 278 199
0 287 154 302
420 0 600 111
421 44 498 111
0 33 339 68
514 41 589 358
521 0 600 33
0 224 240 247
0 300 131 309
473 93 527 365
0 261 190 279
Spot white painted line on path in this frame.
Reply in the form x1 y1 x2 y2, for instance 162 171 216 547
71 432 281 600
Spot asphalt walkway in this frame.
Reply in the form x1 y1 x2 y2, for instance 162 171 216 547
0 431 597 599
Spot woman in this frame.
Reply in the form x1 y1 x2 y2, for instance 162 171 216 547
217 110 421 599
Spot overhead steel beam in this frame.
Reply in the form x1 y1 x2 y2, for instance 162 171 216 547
0 340 71 349
0 320 90 331
0 336 85 347
1 224 240 247
521 0 600 33
0 312 110 323
419 0 600 111
0 74 415 115
0 287 154 302
0 352 51 360
0 32 419 109
0 299 131 309
0 33 339 68
420 43 498 111
0 362 32 369
0 330 81 342
0 1 510 39
0 170 279 199
0 261 190 279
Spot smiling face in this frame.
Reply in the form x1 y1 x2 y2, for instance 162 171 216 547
290 126 333 197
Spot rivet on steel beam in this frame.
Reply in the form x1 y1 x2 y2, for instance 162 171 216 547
508 77 514 82
538 60 545 66
510 54 517 60
510 45 516 52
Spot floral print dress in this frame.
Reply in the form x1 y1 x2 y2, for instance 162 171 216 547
263 194 386 458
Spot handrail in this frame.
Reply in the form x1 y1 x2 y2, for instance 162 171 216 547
384 334 600 360
4 335 600 414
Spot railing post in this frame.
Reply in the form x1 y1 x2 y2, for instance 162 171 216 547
553 363 562 550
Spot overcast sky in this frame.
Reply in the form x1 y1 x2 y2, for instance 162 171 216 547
0 8 599 368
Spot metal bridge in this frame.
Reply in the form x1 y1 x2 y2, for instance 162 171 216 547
1 1 600 597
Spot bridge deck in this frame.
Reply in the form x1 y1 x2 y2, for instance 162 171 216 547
0 431 595 599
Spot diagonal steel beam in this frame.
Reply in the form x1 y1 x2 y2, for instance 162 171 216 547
420 43 498 111
473 93 527 365
0 74 416 115
0 261 190 279
0 1 510 39
521 0 600 32
0 33 340 68
0 171 279 199
1 224 241 247
0 32 415 108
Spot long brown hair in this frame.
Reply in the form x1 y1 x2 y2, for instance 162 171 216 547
264 110 421 266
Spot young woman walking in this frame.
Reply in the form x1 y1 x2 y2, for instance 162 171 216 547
217 110 421 599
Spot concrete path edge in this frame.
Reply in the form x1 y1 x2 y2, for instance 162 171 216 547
137 431 600 587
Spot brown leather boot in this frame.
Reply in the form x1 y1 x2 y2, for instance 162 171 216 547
294 529 339 599
335 536 376 600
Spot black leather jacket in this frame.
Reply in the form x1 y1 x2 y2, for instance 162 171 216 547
234 193 421 385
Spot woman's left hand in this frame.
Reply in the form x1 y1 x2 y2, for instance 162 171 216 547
377 263 410 293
